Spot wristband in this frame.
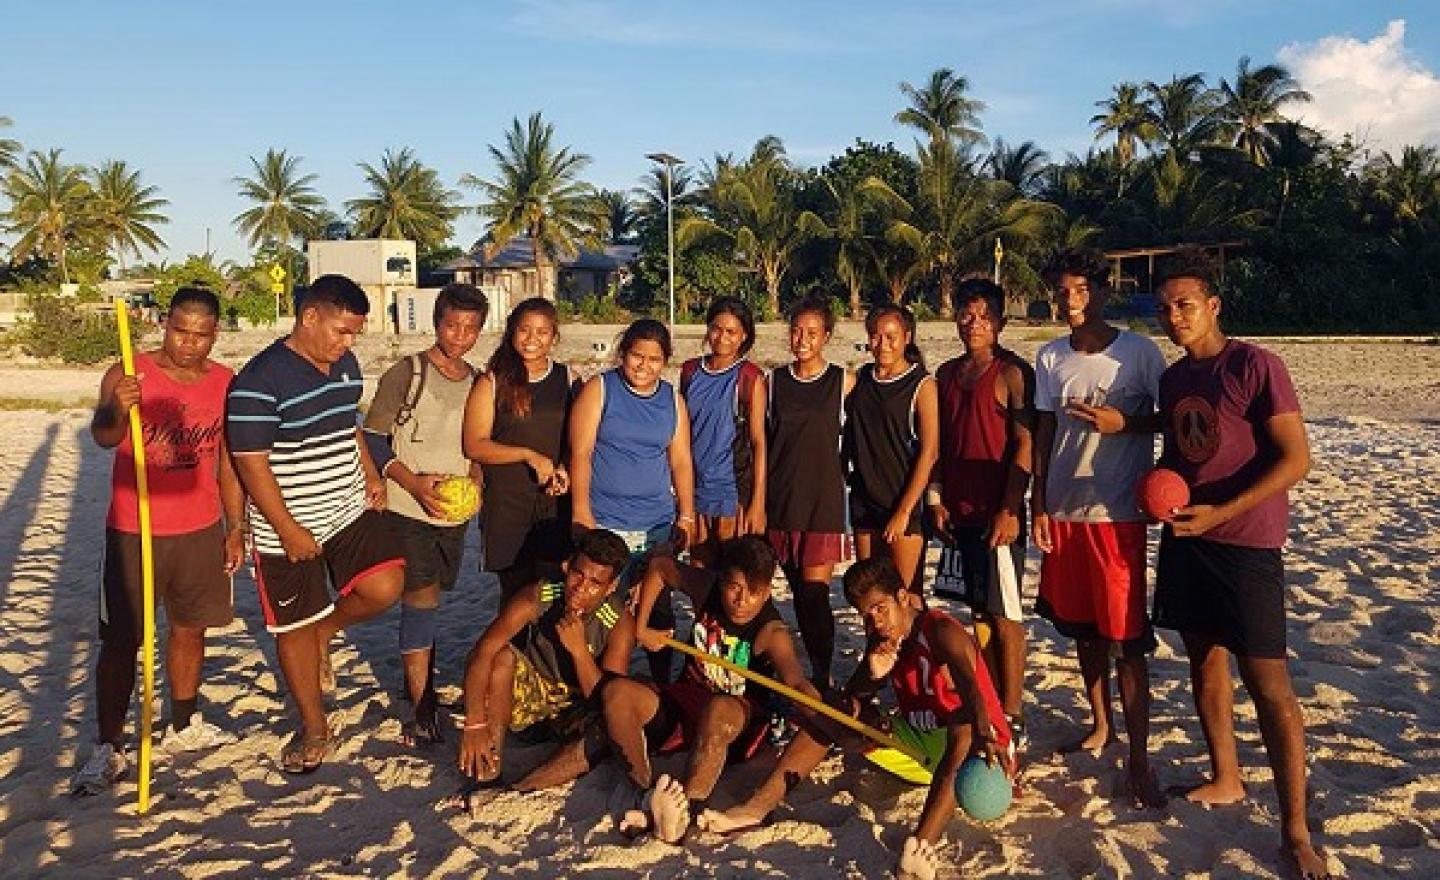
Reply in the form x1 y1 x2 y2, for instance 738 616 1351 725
676 514 695 524
462 720 488 731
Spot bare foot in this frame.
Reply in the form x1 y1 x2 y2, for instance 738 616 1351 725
1285 839 1333 880
1126 762 1167 809
650 774 692 843
1059 725 1114 754
401 689 444 748
1172 778 1246 806
512 737 592 793
697 804 769 834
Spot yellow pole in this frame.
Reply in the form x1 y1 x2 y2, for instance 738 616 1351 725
661 636 926 763
114 298 155 815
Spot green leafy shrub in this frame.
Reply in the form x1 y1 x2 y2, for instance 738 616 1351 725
14 293 137 364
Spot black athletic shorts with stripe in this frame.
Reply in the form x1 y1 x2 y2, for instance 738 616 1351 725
1153 529 1286 659
252 510 404 634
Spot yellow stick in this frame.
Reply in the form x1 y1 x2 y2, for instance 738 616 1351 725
661 636 925 763
114 299 155 815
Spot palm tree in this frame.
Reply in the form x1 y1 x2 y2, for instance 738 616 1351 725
896 68 987 148
345 147 461 252
1135 152 1263 242
633 164 695 218
1369 145 1440 225
596 189 638 243
815 173 909 316
1216 57 1312 166
232 148 325 250
462 112 604 300
1142 73 1221 157
986 139 1050 195
1 148 92 283
889 138 1059 316
90 160 168 273
677 138 826 316
0 116 19 170
1091 82 1155 166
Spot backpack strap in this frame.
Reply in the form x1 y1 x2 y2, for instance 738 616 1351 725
393 353 428 428
679 358 701 398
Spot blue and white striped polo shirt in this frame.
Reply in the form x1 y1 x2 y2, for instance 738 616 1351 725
227 339 370 556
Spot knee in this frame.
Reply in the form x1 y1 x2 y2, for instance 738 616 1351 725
167 625 206 649
698 696 746 741
601 678 639 721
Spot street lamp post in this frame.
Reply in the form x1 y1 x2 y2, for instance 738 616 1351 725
646 152 683 329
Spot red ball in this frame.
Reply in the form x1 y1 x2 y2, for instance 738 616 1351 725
1137 468 1190 522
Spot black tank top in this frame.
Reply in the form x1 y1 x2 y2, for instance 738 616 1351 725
482 362 573 569
512 580 625 690
844 362 928 512
766 363 847 533
681 582 782 697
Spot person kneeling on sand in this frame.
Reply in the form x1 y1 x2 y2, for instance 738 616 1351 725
456 528 635 788
700 557 1014 880
604 536 816 843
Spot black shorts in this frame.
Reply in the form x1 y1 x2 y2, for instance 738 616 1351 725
932 526 1026 621
253 511 405 634
1153 530 1286 659
384 511 467 592
101 522 234 647
849 492 922 537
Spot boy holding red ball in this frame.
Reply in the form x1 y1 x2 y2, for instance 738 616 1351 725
1152 250 1330 880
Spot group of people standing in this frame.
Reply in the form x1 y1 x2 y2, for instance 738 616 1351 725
69 244 1330 879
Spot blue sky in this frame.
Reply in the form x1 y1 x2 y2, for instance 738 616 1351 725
3 1 1436 264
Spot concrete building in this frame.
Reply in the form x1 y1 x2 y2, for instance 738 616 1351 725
307 239 419 333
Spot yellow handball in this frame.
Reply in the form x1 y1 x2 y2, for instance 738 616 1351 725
432 475 480 523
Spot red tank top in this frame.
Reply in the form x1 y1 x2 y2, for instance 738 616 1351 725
936 356 1009 526
107 352 233 536
889 610 1011 748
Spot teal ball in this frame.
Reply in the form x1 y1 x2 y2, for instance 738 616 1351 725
955 756 1012 821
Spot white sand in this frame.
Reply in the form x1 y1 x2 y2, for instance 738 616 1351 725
0 330 1436 878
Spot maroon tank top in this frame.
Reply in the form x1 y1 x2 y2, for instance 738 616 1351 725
936 355 1008 526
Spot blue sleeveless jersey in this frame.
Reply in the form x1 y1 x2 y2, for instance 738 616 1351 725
591 369 677 531
686 361 742 516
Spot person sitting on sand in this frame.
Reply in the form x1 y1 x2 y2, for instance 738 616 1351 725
700 557 1013 880
72 287 246 796
1150 251 1332 879
603 536 816 843
455 528 635 787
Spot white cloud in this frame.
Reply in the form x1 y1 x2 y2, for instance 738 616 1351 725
1279 20 1440 154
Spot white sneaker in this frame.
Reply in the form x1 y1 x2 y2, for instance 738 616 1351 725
71 743 128 796
159 713 237 754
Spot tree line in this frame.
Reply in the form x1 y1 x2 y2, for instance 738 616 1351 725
2 56 1438 332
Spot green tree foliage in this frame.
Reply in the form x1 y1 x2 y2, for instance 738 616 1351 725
2 149 93 283
896 68 987 149
462 112 605 300
0 116 19 170
151 254 229 309
345 147 460 252
13 292 135 363
233 148 326 249
90 160 168 273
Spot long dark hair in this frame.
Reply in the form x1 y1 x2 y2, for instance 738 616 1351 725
865 302 924 368
488 297 559 419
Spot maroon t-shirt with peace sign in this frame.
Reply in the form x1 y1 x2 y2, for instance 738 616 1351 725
1159 339 1301 548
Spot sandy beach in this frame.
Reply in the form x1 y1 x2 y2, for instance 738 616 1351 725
0 326 1436 878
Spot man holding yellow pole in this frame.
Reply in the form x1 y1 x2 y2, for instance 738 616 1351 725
72 288 246 798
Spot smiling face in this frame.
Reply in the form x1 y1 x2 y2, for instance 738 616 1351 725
706 311 748 363
1157 276 1221 350
718 568 770 626
620 337 667 391
788 310 830 365
435 306 483 360
561 552 620 616
867 312 911 371
1054 272 1107 329
160 306 219 369
510 308 558 365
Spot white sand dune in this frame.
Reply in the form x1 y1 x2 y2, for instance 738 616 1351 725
0 336 1436 878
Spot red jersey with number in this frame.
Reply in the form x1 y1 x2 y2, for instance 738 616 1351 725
889 609 1011 748
107 352 232 536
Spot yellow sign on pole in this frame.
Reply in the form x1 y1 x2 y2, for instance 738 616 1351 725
269 264 286 284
